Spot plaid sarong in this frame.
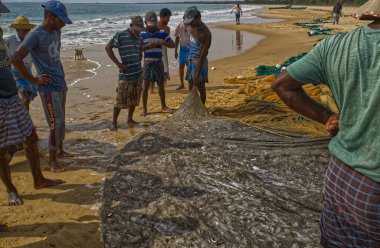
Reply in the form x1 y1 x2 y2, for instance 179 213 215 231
186 58 208 87
143 60 165 86
0 95 34 149
321 156 380 247
115 76 142 109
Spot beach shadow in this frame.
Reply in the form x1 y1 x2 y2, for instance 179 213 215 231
114 132 203 166
0 222 102 248
206 85 240 91
101 169 203 246
21 183 101 206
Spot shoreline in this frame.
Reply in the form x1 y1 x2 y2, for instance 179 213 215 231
0 6 362 247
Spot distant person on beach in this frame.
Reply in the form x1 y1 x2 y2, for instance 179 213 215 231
174 14 191 90
158 8 173 86
184 6 211 104
140 10 175 116
332 0 342 25
273 1 380 246
0 0 64 207
231 4 243 24
12 0 75 173
5 16 37 111
105 16 145 131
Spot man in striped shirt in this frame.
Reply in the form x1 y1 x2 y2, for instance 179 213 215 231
105 16 145 131
140 10 175 117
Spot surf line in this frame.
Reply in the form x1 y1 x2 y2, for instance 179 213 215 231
68 58 102 87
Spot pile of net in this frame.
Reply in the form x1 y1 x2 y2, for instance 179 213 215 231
100 89 331 247
216 74 338 137
294 19 334 36
255 53 307 76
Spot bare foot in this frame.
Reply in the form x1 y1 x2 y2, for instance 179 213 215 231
0 223 7 232
110 123 118 131
8 191 23 206
141 111 147 117
49 161 65 173
127 120 138 126
161 107 173 113
176 85 185 90
34 178 65 189
57 151 78 158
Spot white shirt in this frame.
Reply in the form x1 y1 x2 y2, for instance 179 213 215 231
5 33 33 72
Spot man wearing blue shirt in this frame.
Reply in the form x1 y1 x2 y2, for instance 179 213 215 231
140 10 175 116
12 0 74 173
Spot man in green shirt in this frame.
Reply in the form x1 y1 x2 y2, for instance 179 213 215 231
272 3 380 247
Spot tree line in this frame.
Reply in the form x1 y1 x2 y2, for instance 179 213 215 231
244 0 367 5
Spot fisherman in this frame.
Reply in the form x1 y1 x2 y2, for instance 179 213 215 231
105 16 145 131
231 4 243 24
5 16 37 110
272 1 380 246
174 13 191 90
140 10 175 116
0 0 64 208
332 0 343 25
183 6 211 104
12 0 75 173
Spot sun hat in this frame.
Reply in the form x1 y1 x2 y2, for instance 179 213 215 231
0 0 10 13
183 6 201 25
352 0 380 20
9 16 36 30
131 16 144 32
145 11 157 23
42 0 72 24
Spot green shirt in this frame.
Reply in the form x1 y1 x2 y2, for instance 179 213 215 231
110 29 142 81
287 25 380 182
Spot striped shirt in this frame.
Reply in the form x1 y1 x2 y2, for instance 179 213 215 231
111 29 142 80
140 30 172 62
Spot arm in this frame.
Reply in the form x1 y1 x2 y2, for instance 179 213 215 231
11 47 51 85
194 29 211 87
105 40 126 69
174 36 180 59
272 71 339 136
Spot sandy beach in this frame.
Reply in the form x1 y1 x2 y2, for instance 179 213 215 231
0 5 364 247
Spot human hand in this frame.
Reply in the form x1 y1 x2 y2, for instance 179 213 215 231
33 74 52 85
117 63 128 69
324 113 340 136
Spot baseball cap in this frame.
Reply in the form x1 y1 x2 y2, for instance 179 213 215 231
42 0 72 25
145 11 157 23
131 16 144 32
0 0 10 14
183 6 201 25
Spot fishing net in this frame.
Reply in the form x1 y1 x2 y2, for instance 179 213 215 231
100 89 331 247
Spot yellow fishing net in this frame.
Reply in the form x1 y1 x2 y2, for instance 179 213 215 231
212 75 338 137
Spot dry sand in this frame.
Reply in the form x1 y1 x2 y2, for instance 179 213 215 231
0 5 364 247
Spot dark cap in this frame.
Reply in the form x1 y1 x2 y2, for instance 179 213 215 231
131 16 144 32
183 6 201 24
145 10 157 23
42 0 72 24
0 1 10 14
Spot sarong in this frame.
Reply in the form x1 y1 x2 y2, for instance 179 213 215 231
115 76 143 109
321 156 380 247
186 59 208 86
143 60 165 86
0 95 34 149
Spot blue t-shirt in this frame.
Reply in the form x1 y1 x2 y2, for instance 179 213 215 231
140 30 172 62
21 25 67 92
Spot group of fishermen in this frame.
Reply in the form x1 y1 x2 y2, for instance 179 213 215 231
1 0 380 247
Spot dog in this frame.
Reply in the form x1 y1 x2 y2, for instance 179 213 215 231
74 48 85 60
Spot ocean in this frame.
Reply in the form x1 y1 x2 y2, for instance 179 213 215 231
0 2 262 48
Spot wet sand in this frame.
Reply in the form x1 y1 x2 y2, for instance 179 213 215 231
0 6 362 247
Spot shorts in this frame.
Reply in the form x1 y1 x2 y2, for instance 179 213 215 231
179 45 190 66
115 76 143 109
